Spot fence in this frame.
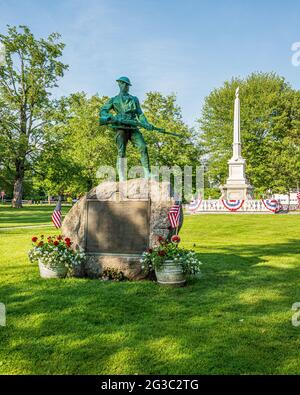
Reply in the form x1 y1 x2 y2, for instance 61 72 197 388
185 199 298 214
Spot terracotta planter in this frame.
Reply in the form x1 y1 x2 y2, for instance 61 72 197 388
155 259 186 287
38 259 68 279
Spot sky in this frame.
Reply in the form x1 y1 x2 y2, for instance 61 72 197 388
0 0 300 126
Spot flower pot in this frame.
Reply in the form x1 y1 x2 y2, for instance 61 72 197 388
155 260 186 287
38 259 68 279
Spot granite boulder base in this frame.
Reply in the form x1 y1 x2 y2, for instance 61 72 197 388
62 178 180 279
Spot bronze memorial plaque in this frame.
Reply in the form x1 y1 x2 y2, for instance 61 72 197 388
86 200 149 254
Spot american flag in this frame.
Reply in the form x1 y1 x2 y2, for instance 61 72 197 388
297 191 300 206
52 199 62 228
168 201 182 228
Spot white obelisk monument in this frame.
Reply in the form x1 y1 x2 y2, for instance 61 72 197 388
220 87 253 200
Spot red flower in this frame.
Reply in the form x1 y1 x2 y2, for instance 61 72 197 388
32 236 38 242
171 235 181 243
147 248 153 253
53 241 59 246
158 250 166 256
158 236 165 244
57 235 62 241
64 237 71 244
38 241 44 247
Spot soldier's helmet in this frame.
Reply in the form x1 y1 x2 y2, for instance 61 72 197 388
116 76 132 86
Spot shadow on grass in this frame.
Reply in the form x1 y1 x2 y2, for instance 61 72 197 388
1 238 300 374
0 206 70 227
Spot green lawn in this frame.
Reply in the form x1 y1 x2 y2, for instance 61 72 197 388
0 205 70 228
1 208 300 374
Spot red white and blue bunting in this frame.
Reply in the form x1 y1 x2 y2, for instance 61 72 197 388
188 198 202 213
261 199 279 213
221 199 245 212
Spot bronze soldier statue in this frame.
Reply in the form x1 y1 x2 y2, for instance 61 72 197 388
99 77 154 180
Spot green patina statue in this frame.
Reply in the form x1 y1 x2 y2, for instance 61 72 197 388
99 76 153 180
99 77 183 180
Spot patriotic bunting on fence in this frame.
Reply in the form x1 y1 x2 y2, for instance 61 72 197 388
187 197 202 213
221 199 245 212
261 199 278 213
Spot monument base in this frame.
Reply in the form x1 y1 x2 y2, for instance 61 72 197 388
62 178 180 280
221 157 253 200
85 254 144 280
220 182 253 200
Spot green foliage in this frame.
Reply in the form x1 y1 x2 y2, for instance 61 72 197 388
33 93 115 195
141 235 202 276
142 92 202 168
35 91 202 196
28 234 85 271
2 26 299 202
0 25 68 206
203 187 221 199
101 267 127 281
198 72 300 194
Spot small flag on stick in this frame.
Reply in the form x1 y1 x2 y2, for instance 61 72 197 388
168 201 181 229
52 198 62 228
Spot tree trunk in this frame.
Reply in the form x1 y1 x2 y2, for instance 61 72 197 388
12 160 25 208
12 178 23 208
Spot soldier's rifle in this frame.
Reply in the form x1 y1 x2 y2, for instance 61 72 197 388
100 117 184 138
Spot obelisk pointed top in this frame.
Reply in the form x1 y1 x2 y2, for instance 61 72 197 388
235 86 239 98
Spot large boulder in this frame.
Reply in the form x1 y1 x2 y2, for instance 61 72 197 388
62 178 182 280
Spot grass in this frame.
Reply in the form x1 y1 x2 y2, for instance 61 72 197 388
0 205 70 228
1 208 300 374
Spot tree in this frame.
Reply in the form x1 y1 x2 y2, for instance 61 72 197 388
34 93 116 196
35 92 201 197
63 93 115 190
198 72 299 196
142 92 201 168
0 25 68 207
